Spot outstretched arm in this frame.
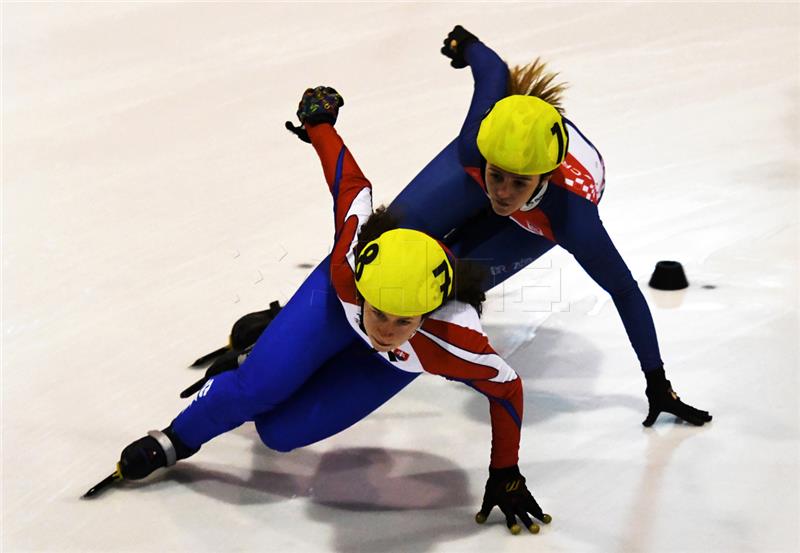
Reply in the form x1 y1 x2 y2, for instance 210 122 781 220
418 316 523 468
416 311 549 534
558 195 711 426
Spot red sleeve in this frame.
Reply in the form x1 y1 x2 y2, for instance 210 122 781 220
306 123 372 234
472 377 524 469
413 323 523 468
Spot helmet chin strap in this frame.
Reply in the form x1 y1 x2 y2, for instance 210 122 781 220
357 301 366 333
519 178 549 212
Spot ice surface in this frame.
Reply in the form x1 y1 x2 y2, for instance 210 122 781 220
2 3 799 552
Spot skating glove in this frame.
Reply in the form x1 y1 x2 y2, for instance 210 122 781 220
476 465 551 535
440 25 479 69
285 86 344 142
118 427 198 480
642 368 712 426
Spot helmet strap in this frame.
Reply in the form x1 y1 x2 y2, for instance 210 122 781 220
519 177 549 212
357 300 367 334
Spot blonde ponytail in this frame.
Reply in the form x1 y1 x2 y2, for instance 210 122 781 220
507 58 568 114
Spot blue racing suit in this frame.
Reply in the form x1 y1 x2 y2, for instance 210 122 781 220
389 40 663 372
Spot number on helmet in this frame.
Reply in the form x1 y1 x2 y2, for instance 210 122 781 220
432 260 452 296
355 243 379 281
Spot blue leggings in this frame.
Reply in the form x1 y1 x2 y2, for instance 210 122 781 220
172 258 419 451
174 140 554 452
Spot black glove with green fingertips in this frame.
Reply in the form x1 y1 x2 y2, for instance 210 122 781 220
476 465 551 535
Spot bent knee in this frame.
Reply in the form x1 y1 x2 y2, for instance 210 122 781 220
255 418 301 452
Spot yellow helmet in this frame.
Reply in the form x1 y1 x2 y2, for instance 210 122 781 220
354 229 453 317
477 95 568 175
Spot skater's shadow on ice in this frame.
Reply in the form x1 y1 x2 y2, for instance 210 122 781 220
464 326 643 426
167 446 471 510
165 445 486 551
303 448 487 553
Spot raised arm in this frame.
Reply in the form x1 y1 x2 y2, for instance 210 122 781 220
461 41 509 138
287 86 372 237
440 26 509 167
306 123 372 235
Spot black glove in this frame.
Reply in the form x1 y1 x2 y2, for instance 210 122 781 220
476 465 551 535
440 25 479 69
642 368 712 427
118 427 198 480
285 86 344 142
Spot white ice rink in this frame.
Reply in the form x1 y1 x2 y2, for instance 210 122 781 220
3 2 799 552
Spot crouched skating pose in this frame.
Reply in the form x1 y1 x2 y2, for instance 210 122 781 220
109 87 551 536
